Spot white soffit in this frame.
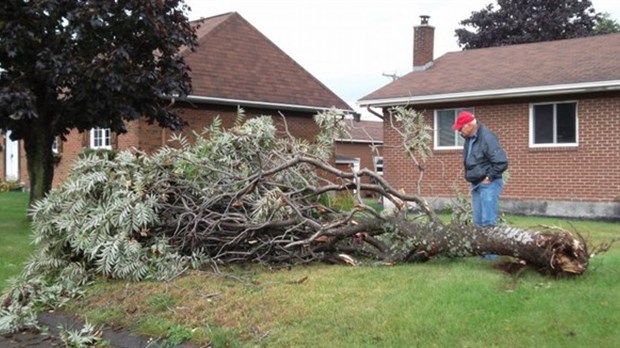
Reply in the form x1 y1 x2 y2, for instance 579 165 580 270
358 80 620 107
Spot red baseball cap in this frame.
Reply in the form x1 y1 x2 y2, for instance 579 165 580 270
452 111 475 131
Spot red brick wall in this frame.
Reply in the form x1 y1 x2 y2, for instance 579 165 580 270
383 95 620 203
335 142 383 185
5 104 322 188
413 24 434 68
5 96 618 206
46 124 143 188
119 120 143 152
51 129 85 188
168 104 320 143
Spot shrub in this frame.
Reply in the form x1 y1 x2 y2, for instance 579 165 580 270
329 192 356 211
0 180 22 193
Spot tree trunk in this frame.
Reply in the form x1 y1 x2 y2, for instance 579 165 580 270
23 115 54 208
318 217 589 277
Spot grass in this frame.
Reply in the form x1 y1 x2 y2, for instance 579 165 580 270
71 253 620 347
0 191 32 292
1 191 619 347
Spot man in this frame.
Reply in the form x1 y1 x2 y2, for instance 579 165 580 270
452 111 508 227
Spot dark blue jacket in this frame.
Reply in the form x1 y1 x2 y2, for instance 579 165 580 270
463 124 508 184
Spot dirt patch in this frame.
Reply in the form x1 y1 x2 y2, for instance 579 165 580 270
0 311 198 347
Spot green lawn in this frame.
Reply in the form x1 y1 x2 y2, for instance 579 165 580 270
1 191 619 347
0 192 32 291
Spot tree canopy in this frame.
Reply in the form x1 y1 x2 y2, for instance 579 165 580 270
454 0 615 49
0 0 197 204
594 12 620 35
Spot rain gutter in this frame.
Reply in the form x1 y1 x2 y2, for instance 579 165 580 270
358 80 620 108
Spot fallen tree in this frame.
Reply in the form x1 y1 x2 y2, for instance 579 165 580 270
151 151 593 276
28 109 596 278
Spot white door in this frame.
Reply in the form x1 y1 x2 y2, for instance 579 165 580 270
4 130 19 181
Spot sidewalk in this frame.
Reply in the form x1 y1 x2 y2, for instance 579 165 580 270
1 311 198 347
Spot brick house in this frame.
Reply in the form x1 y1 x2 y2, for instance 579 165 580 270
1 12 352 189
334 119 383 195
358 16 620 220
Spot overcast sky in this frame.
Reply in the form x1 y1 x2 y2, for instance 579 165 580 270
183 0 620 116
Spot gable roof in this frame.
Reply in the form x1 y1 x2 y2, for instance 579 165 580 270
336 119 383 144
359 33 620 107
181 12 352 112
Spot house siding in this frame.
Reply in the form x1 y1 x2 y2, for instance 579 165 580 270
120 121 143 152
4 104 322 189
334 141 382 184
172 104 321 143
52 129 87 188
383 94 620 218
334 141 382 196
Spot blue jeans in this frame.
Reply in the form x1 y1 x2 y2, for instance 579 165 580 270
471 178 503 227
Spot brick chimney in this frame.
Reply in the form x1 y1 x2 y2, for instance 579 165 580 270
413 15 434 71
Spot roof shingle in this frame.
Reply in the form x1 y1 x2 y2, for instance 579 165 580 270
184 12 352 111
360 33 620 103
338 119 383 143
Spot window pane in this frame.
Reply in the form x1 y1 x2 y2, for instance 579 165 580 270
437 110 456 147
94 129 101 147
556 103 576 143
533 104 553 144
52 138 59 153
373 156 383 175
91 127 111 149
104 128 111 147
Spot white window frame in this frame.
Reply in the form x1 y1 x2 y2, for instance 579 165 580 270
335 158 360 171
90 127 112 149
373 156 383 176
529 101 579 148
352 159 360 173
433 108 474 150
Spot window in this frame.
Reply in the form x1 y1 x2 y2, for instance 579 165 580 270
434 108 473 149
352 159 360 173
51 137 59 153
373 156 383 176
335 155 359 173
530 102 577 147
90 128 111 149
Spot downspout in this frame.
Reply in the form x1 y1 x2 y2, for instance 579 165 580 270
366 106 384 120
